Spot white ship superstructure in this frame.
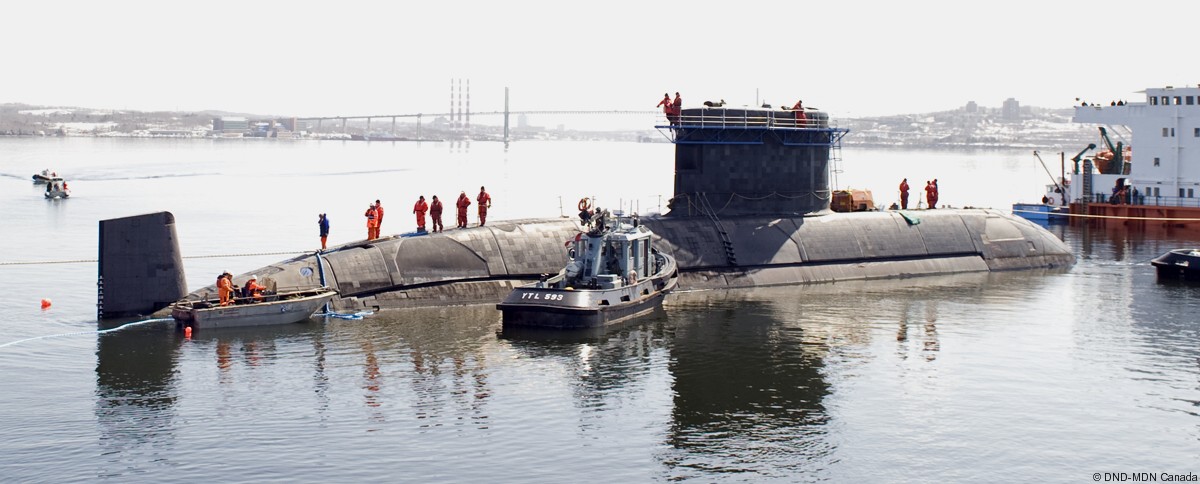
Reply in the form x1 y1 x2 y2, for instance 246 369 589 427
1072 85 1200 205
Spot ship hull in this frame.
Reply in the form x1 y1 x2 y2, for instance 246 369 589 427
106 209 1075 319
199 209 1071 313
497 256 678 329
1151 249 1200 280
1070 202 1200 230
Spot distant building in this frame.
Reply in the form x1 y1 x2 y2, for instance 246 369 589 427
964 101 978 113
212 116 248 133
1002 98 1020 121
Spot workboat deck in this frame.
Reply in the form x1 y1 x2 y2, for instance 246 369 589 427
170 287 336 330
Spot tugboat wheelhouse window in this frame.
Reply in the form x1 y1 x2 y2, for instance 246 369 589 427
1188 96 1195 105
1195 127 1200 137
1175 96 1183 105
1154 157 1161 166
1164 128 1170 137
1162 96 1170 105
1151 97 1159 106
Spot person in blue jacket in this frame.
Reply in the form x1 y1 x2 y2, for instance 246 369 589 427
318 213 330 251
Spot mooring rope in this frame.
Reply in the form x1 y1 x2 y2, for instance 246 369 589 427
0 317 174 350
315 311 374 320
0 250 311 266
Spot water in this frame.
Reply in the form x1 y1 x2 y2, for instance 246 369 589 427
1 138 1198 482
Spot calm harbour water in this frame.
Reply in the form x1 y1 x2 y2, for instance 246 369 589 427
1 138 1198 482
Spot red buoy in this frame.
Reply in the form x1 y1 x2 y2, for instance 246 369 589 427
40 298 51 309
184 326 193 339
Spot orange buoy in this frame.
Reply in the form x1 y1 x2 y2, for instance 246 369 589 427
40 298 52 309
184 326 193 339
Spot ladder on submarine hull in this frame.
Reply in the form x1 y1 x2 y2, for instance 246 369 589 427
699 193 737 267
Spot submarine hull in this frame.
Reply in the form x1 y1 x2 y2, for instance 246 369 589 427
176 209 1072 313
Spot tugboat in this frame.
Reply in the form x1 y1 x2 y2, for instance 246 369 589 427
1150 249 1200 281
497 207 678 329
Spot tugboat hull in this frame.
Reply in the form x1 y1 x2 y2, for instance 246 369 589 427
498 264 678 329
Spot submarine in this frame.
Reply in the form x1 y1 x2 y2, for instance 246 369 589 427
98 106 1074 318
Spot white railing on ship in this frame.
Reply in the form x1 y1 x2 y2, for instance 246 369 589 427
658 111 825 129
1088 193 1200 208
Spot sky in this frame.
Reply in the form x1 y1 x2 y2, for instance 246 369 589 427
2 0 1197 120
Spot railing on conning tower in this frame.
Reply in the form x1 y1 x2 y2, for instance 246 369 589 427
653 109 849 147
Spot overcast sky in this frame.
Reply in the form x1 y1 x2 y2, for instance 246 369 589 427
2 0 1196 119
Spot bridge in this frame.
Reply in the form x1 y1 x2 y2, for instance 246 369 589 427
290 109 658 142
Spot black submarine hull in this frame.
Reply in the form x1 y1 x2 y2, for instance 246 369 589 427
179 209 1071 313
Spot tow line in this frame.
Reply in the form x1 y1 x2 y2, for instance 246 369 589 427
0 317 173 350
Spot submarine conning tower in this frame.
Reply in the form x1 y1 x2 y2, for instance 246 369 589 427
660 106 846 216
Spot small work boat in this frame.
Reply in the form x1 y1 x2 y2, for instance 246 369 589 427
170 286 337 330
1150 249 1200 281
497 208 678 329
32 169 55 183
43 177 69 199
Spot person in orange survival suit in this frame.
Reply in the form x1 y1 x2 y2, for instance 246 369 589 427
217 271 234 306
374 199 384 236
243 275 267 302
477 186 492 226
899 178 910 210
928 178 939 209
413 195 429 232
656 92 673 124
456 191 471 228
429 195 444 233
364 202 379 239
792 99 807 126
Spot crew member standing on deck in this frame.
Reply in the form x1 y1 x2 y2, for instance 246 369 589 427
374 199 384 236
657 93 672 124
899 178 910 210
217 272 234 306
672 92 682 120
477 186 492 226
429 195 444 233
931 179 939 209
413 195 429 232
365 203 379 239
456 191 471 228
924 181 935 210
318 213 330 250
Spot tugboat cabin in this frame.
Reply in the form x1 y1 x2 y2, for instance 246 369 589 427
545 216 653 290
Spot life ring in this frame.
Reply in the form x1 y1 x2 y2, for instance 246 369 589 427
577 198 591 211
